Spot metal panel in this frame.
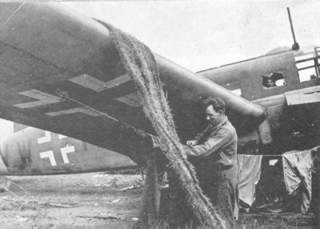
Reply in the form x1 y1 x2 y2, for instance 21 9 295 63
285 85 320 105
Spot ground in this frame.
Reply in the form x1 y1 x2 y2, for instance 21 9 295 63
0 173 317 228
0 173 142 228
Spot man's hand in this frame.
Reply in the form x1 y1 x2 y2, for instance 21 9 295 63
186 140 198 146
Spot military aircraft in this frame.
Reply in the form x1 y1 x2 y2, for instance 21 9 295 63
0 3 318 223
0 2 266 170
0 2 318 174
0 123 136 175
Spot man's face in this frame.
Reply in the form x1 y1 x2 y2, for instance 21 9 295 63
205 105 221 126
265 79 274 87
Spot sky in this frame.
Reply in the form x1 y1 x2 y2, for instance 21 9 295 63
61 0 320 71
1 0 320 136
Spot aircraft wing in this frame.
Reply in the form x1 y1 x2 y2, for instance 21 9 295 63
0 3 265 163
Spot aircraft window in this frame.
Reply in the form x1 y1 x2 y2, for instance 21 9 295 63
294 53 314 62
262 72 286 89
296 60 314 70
231 88 242 96
298 67 317 82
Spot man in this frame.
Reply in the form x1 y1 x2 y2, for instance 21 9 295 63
262 75 275 88
185 97 238 227
264 78 275 88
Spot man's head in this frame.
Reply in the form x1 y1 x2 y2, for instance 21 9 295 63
265 78 275 88
202 97 226 126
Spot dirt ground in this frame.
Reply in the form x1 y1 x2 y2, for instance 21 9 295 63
0 173 143 228
0 173 317 228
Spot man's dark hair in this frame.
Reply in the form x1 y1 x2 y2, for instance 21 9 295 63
202 97 226 114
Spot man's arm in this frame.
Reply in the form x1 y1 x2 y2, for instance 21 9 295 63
194 125 210 142
186 128 233 158
186 125 212 146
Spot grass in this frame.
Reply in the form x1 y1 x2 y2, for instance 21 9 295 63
87 213 316 229
67 216 314 229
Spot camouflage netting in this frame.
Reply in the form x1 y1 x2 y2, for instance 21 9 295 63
106 24 226 228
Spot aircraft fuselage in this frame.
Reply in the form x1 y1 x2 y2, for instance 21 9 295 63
0 127 136 175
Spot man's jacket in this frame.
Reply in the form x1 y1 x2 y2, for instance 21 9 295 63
186 116 239 220
187 116 238 169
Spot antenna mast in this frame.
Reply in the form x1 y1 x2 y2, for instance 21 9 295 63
287 7 300 51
